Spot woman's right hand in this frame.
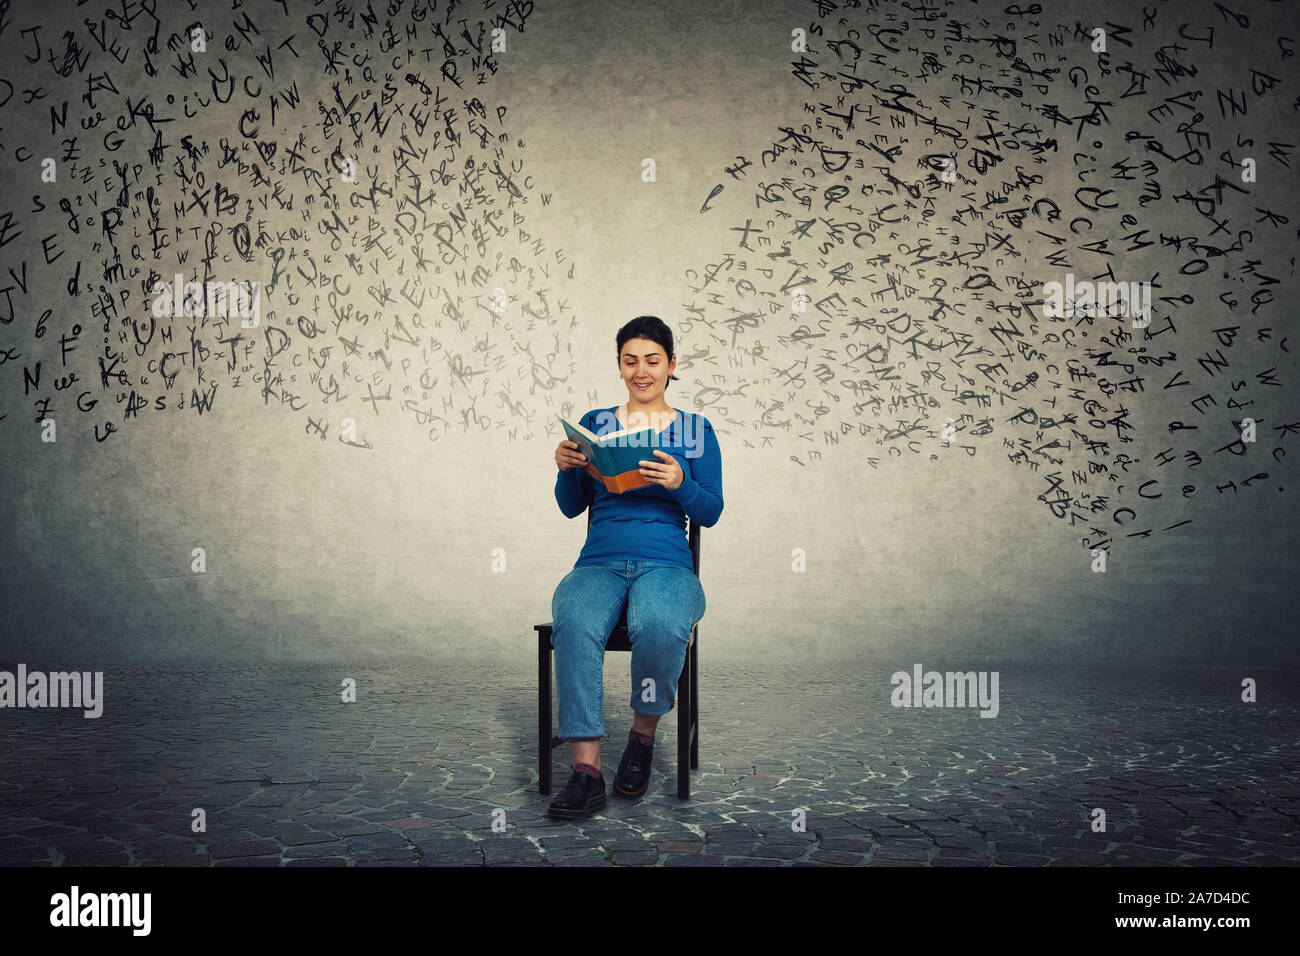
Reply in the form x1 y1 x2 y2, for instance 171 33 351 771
556 439 589 472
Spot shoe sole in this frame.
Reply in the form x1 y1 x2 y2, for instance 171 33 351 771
613 778 649 799
546 794 606 820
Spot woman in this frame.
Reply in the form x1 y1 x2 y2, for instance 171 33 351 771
547 315 723 820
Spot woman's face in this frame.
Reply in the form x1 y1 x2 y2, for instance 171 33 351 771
619 337 675 404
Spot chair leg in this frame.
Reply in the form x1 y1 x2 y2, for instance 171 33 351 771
677 644 691 800
690 630 699 769
539 632 552 795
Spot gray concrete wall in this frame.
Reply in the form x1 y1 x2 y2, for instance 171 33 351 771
1 0 1295 669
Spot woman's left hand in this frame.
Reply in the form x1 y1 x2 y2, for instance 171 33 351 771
639 449 684 490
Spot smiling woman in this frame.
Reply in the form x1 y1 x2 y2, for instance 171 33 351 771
546 315 723 820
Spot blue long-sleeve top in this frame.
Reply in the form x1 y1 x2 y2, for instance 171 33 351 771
555 406 723 570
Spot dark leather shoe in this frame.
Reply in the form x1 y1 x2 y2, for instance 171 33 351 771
613 730 654 799
547 767 606 820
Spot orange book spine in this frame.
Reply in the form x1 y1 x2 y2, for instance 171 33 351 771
601 468 654 493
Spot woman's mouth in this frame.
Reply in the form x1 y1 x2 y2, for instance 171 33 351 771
634 381 652 390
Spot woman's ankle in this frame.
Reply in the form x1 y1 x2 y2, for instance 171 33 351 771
569 738 600 771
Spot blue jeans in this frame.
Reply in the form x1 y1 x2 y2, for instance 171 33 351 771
550 560 706 740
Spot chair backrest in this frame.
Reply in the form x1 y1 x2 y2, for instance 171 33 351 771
586 485 701 577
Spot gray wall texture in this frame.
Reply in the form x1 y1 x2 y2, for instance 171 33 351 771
0 0 1296 668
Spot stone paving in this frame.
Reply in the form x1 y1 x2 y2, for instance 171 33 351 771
0 660 1296 866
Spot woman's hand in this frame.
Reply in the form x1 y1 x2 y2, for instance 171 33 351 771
639 449 684 490
556 440 601 480
556 439 588 471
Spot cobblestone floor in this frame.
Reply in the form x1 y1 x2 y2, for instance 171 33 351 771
0 660 1295 866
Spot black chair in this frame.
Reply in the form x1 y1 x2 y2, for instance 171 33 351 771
536 486 701 799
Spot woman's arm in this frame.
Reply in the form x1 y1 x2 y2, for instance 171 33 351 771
669 417 723 527
555 465 593 519
555 411 595 518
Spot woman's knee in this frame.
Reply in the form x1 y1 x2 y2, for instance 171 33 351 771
628 603 695 645
551 615 612 650
633 572 704 632
552 597 622 648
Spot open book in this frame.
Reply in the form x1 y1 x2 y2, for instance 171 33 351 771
560 416 663 493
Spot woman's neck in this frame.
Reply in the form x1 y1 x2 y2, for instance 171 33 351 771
625 398 673 415
619 400 675 426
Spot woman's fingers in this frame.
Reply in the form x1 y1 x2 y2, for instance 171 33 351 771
556 441 587 468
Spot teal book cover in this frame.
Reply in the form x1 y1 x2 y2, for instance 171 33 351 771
560 417 663 493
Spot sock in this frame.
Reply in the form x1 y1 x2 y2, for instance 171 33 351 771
631 730 654 747
575 762 602 779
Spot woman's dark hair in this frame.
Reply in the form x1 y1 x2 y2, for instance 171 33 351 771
616 315 678 386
